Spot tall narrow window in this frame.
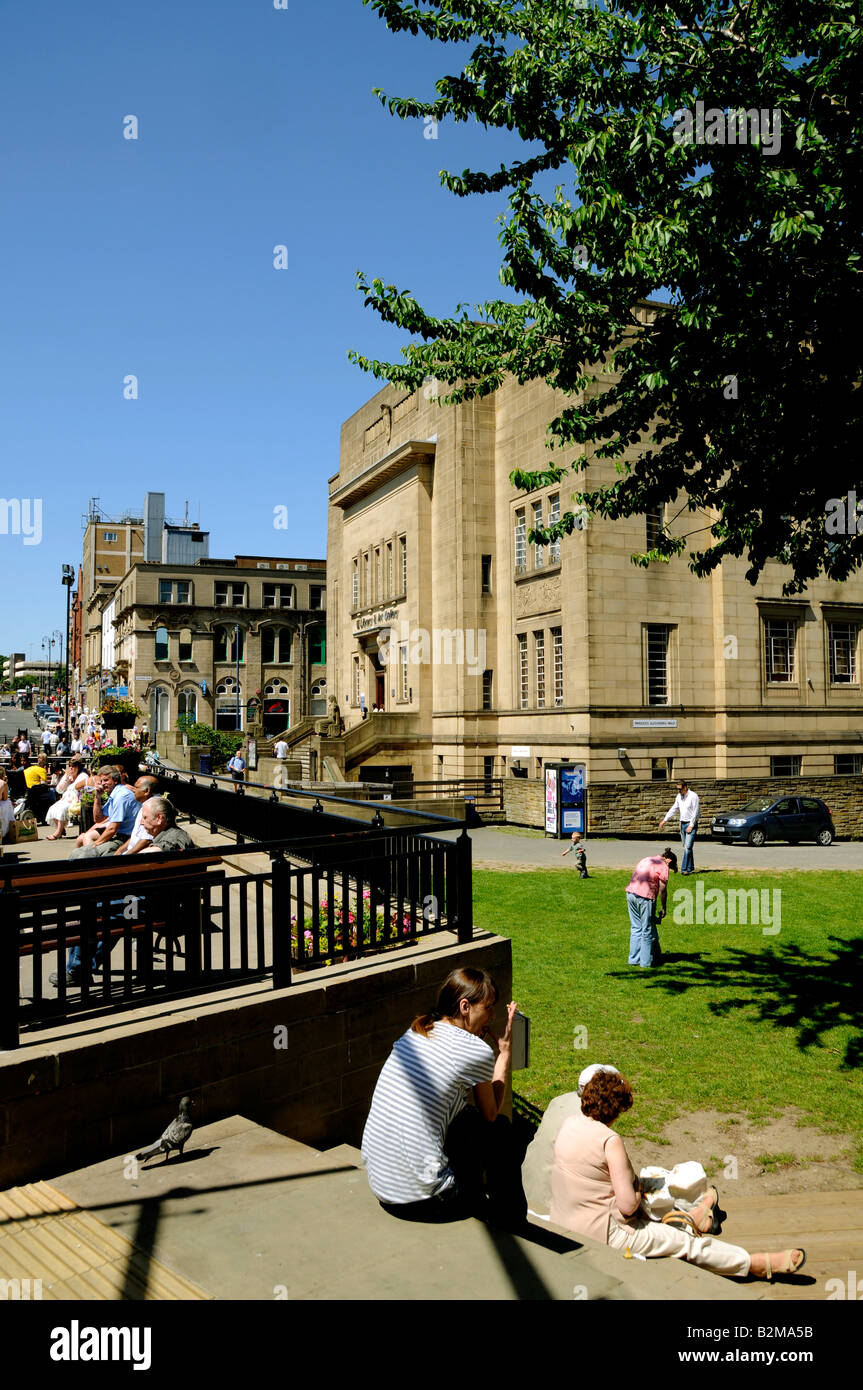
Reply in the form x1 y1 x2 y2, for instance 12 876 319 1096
646 625 669 704
178 628 193 662
532 501 544 570
353 655 362 706
386 541 393 596
308 629 326 665
399 536 407 594
351 559 359 609
154 627 169 661
514 509 526 572
364 551 371 606
549 494 561 564
482 669 493 711
552 627 564 706
176 580 191 604
535 631 546 707
518 633 529 709
481 555 492 594
829 622 858 684
765 619 797 684
158 580 172 604
646 503 665 549
399 643 409 701
375 548 382 603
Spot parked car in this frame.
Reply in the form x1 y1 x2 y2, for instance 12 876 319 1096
711 795 835 847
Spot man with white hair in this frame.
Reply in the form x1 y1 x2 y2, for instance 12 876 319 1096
139 795 194 852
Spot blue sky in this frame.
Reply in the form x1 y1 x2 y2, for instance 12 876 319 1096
0 0 527 657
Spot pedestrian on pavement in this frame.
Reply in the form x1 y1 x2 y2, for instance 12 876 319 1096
227 747 246 792
273 737 288 761
659 779 700 876
625 847 677 969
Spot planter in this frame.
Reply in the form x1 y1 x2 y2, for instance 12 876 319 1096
102 712 136 730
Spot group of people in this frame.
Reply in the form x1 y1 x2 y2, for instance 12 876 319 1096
361 968 806 1284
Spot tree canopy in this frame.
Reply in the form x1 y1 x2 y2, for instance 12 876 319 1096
351 0 863 592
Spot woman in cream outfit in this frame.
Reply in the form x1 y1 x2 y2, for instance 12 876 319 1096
550 1068 805 1282
44 759 89 840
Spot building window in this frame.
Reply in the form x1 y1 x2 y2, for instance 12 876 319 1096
308 628 326 666
514 509 526 573
309 585 324 611
263 583 295 609
176 580 190 604
552 627 564 706
646 625 670 705
651 757 672 780
154 627 169 662
834 754 863 774
159 579 172 604
532 501 544 570
364 551 371 606
549 495 561 564
178 688 197 723
103 531 118 543
535 631 545 707
310 679 327 717
374 550 381 604
386 542 394 596
646 503 665 549
770 755 801 777
214 625 245 663
351 560 359 609
518 633 529 709
399 644 409 701
261 627 292 663
214 581 246 607
215 676 242 730
481 555 492 594
765 619 797 683
399 536 407 594
353 655 362 706
178 628 193 662
829 622 858 684
482 669 493 711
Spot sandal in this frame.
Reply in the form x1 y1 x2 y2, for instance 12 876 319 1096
691 1185 720 1234
754 1249 807 1281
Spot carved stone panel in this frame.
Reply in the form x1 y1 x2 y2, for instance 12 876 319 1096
515 574 562 618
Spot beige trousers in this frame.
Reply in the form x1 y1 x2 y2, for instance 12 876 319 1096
607 1211 750 1277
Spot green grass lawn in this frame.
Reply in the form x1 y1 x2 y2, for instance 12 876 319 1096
472 868 863 1168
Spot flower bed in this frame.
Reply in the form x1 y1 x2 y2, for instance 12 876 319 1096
291 889 416 964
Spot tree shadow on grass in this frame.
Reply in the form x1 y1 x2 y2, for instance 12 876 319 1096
615 936 863 1068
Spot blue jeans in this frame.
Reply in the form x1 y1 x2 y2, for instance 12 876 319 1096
67 897 128 975
680 822 697 874
627 892 661 968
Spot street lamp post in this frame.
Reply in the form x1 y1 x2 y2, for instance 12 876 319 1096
41 635 55 701
62 565 74 730
52 629 62 700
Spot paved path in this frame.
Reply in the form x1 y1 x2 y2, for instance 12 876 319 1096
430 826 863 871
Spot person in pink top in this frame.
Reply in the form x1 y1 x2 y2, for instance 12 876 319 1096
625 847 677 968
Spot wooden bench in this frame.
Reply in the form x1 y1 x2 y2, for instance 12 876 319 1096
4 852 226 965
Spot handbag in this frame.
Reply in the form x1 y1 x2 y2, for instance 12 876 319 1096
14 811 38 843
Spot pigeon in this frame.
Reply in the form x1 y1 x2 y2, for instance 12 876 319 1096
136 1096 194 1164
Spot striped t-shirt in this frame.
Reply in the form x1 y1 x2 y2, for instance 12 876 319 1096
361 1021 496 1204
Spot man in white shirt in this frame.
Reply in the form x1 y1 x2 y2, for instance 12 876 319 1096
273 738 288 760
659 780 700 876
113 775 160 855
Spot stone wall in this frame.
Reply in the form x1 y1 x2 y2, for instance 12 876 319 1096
502 775 863 838
0 936 510 1187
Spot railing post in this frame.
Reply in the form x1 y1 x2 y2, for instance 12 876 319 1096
0 887 21 1049
271 854 293 988
454 826 472 944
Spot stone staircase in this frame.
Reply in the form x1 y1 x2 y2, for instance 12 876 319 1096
1 1116 766 1302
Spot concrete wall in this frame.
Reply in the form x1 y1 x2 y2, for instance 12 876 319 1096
503 775 863 838
0 936 511 1187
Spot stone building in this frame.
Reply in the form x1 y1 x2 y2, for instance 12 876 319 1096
327 343 863 785
109 553 327 738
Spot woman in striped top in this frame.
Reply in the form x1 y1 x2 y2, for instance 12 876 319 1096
361 967 527 1227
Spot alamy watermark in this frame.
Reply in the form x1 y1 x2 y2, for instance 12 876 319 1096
377 624 486 678
671 882 781 935
0 498 42 546
672 102 781 157
824 491 863 535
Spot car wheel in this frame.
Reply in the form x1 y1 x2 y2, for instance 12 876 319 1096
817 828 834 846
747 827 766 847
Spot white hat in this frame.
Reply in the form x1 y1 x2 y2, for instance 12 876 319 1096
577 1063 620 1096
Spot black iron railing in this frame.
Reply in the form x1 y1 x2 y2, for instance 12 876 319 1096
0 825 473 1049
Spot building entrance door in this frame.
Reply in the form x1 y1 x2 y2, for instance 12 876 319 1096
375 670 386 709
